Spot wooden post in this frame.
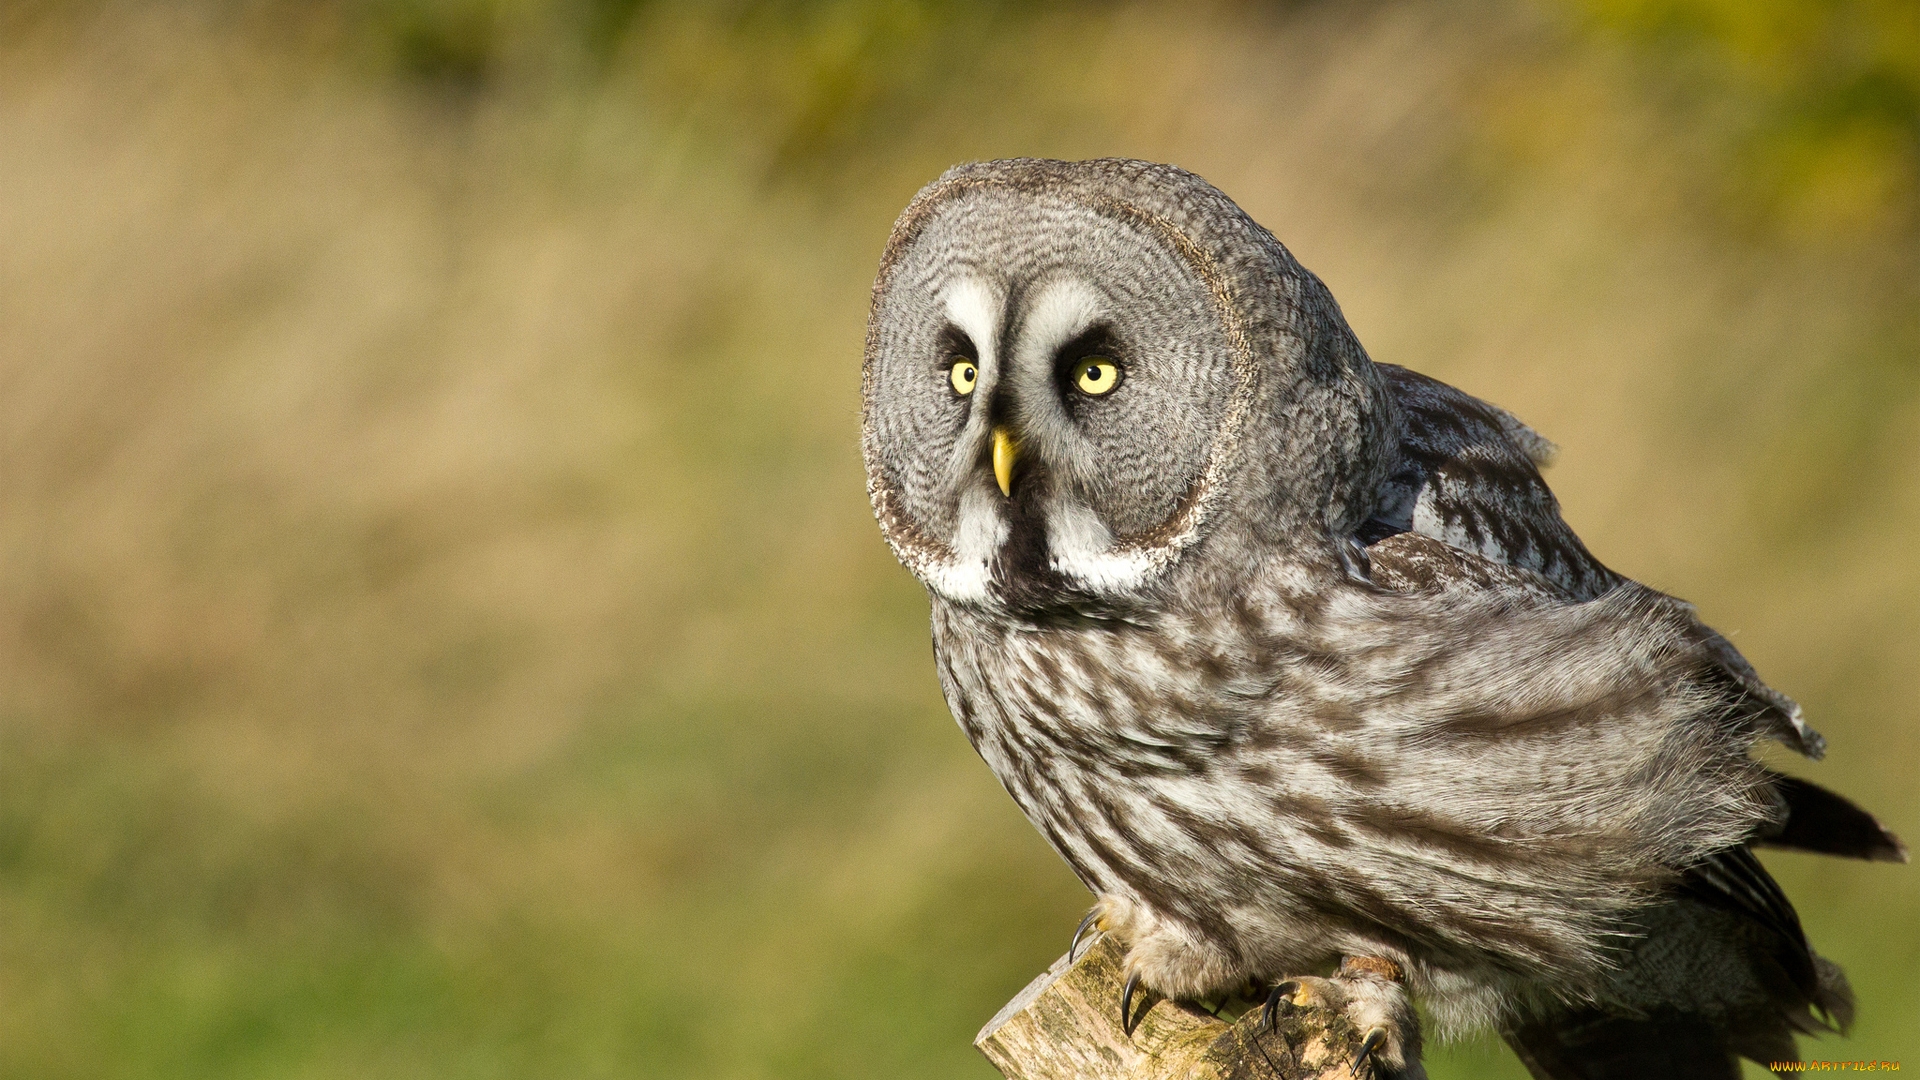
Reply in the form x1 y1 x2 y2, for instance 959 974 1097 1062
976 935 1380 1080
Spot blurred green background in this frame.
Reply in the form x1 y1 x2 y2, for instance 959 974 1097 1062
1 1 1915 1077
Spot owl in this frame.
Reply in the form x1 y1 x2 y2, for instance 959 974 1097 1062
860 158 1904 1079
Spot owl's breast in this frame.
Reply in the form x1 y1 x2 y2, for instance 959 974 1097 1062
920 590 1685 994
924 598 1343 945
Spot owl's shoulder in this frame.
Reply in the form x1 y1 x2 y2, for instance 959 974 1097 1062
1368 364 1620 602
1359 365 1825 756
1378 362 1558 469
1362 529 1564 602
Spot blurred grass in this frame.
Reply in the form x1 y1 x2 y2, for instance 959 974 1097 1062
1 1 1915 1078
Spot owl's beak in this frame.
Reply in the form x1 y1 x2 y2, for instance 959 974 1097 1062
992 427 1018 497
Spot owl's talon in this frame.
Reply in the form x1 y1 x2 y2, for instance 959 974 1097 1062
1261 979 1301 1031
1069 909 1100 963
1254 966 1422 1076
1120 970 1144 1036
1352 1025 1387 1077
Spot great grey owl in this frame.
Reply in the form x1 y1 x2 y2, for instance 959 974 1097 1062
860 157 1903 1079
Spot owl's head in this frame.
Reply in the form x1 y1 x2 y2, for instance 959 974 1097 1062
863 158 1393 616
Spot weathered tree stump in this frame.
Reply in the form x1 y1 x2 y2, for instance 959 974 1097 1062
977 935 1381 1080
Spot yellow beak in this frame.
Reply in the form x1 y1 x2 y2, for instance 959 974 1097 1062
992 427 1018 497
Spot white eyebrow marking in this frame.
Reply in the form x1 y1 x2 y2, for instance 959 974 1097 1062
943 277 1000 372
1011 278 1104 411
1020 277 1103 359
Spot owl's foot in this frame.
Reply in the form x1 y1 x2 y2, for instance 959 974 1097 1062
1262 956 1426 1079
1062 904 1146 1033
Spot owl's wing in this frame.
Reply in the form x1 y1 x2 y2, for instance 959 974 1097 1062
1366 363 1825 758
1502 845 1855 1080
1355 532 1871 1074
1503 1011 1746 1080
1357 371 1898 1074
1367 363 1616 600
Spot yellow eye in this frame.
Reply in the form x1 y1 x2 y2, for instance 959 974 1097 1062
1072 356 1120 396
949 358 978 395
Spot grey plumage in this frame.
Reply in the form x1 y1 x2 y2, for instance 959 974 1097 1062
861 157 1901 1077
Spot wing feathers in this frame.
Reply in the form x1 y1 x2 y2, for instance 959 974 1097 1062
1370 366 1879 1072
1374 363 1828 759
1758 773 1908 863
1680 846 1818 1003
1505 1012 1742 1080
